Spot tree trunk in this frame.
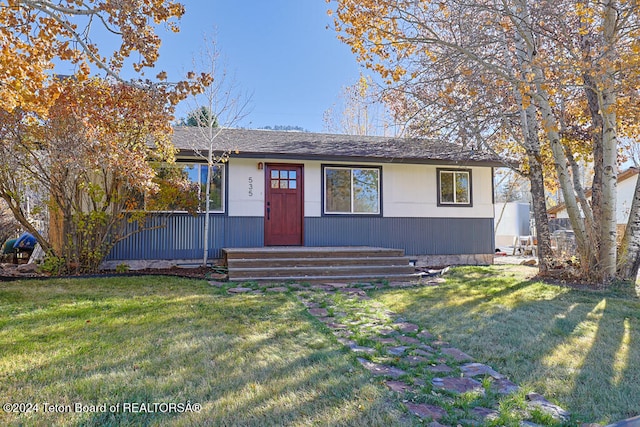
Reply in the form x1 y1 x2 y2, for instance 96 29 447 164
0 194 52 254
535 91 589 262
593 0 619 282
202 140 214 268
510 0 587 262
203 160 212 268
507 0 553 272
598 84 618 281
521 103 552 272
528 152 553 272
583 72 604 272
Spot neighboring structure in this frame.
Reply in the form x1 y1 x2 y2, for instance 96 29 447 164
548 167 639 230
494 202 531 247
105 128 505 268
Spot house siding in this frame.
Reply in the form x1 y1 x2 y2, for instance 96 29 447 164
106 215 493 260
550 169 639 226
107 215 263 260
228 158 495 219
305 217 494 255
106 152 496 264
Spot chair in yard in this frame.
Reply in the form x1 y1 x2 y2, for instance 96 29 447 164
512 235 537 257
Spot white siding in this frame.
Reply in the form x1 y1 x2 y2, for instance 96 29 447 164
227 158 323 217
383 164 494 218
617 174 638 224
227 158 494 219
228 158 264 216
304 162 322 217
552 173 639 225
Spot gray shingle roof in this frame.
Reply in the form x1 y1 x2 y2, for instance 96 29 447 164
171 127 506 166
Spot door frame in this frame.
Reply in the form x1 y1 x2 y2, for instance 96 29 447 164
264 163 304 246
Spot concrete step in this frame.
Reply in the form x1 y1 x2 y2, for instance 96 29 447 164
227 256 412 269
223 246 416 283
231 273 421 283
224 246 405 260
228 264 416 280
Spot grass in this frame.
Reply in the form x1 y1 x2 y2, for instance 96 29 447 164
299 281 537 425
3 267 639 426
0 276 408 427
372 265 640 425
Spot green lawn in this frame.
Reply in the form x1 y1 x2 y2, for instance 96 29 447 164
2 267 639 426
372 265 640 425
0 276 407 427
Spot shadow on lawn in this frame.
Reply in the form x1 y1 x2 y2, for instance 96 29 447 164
570 299 640 423
376 267 640 424
2 280 406 427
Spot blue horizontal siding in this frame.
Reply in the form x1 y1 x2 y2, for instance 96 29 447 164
107 215 263 260
107 215 493 260
305 217 494 255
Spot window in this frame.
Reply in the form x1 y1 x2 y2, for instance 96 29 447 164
184 163 224 212
144 163 225 212
324 166 380 214
438 169 472 206
270 169 297 189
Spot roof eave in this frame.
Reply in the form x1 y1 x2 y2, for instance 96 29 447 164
175 149 507 167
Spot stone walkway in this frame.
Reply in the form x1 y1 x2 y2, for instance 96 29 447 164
219 279 572 426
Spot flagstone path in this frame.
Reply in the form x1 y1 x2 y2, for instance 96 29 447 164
218 279 572 426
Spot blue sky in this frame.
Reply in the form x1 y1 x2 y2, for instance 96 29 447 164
53 1 363 132
139 1 364 132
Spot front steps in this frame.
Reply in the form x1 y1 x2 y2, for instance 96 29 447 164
223 246 419 283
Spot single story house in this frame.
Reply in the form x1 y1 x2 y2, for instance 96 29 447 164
105 128 505 268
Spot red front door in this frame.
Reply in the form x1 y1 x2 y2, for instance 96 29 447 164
265 164 304 246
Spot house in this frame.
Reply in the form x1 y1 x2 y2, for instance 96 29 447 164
105 128 504 268
548 167 639 232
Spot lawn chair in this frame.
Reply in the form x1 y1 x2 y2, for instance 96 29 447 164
512 235 537 257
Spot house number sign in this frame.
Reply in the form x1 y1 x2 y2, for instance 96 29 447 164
248 176 253 197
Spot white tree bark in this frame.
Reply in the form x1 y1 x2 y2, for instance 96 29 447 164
597 0 619 281
185 35 252 267
535 90 590 257
509 0 589 262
